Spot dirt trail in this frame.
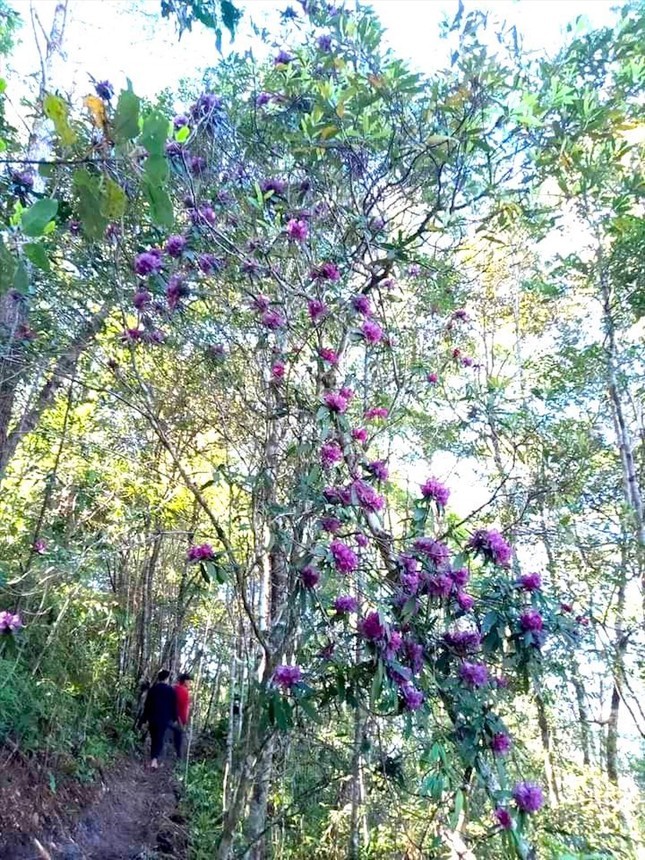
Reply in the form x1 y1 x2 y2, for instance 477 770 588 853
1 756 187 860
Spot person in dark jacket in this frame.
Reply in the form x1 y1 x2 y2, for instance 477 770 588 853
140 669 177 769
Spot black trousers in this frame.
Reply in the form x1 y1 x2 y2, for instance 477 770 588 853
149 723 169 760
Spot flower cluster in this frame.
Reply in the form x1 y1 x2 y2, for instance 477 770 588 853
187 543 215 562
330 539 358 574
273 664 301 689
420 477 450 508
0 611 22 633
468 529 512 566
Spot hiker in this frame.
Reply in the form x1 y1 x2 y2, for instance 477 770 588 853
172 672 192 759
140 669 177 769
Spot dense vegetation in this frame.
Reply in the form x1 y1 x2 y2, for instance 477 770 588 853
0 1 643 858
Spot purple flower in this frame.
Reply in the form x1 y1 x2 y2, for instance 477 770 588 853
318 347 339 365
320 517 341 533
362 320 384 344
287 218 309 242
121 328 143 343
143 329 165 345
321 441 343 469
364 406 388 421
191 205 216 226
427 372 439 384
313 262 341 281
401 683 424 711
300 566 320 589
459 661 488 688
133 289 152 310
252 294 271 312
165 141 184 158
443 629 481 654
190 155 207 175
271 361 286 381
367 460 388 482
495 675 510 689
405 640 424 673
0 611 22 633
95 80 114 101
456 591 475 612
408 263 421 277
356 532 369 548
350 479 384 513
413 538 450 566
468 529 512 567
164 235 187 258
420 478 450 508
317 33 332 52
324 391 349 413
256 91 272 107
452 309 469 322
134 251 162 277
274 50 294 65
352 294 372 316
512 782 544 814
352 427 368 444
330 539 358 574
323 486 352 506
425 574 453 599
308 299 328 322
334 594 358 614
166 275 189 310
261 178 287 196
491 732 512 756
450 568 469 588
261 310 285 330
199 254 224 275
359 611 385 641
190 93 223 124
520 609 543 632
33 538 47 554
273 664 302 689
518 572 542 591
173 114 189 129
187 543 215 562
12 171 34 191
494 808 513 830
339 387 354 402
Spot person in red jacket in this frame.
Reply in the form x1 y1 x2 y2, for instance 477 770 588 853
172 672 192 758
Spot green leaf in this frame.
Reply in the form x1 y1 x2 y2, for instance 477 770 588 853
13 260 29 294
73 169 108 240
100 178 127 220
175 125 190 143
221 0 242 39
43 93 76 146
24 243 51 272
113 84 140 143
144 182 174 227
144 154 168 185
22 199 58 237
0 238 16 295
140 111 169 157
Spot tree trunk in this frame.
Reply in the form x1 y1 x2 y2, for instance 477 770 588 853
571 657 593 767
534 687 559 804
606 577 627 784
0 305 109 483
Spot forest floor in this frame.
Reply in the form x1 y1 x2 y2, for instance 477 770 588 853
0 749 188 860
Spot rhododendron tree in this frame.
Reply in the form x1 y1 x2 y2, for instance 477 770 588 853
2 1 633 858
